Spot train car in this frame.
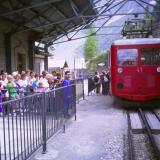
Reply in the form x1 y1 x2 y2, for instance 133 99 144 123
109 38 160 101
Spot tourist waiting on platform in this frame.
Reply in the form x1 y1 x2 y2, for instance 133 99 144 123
62 71 72 118
0 69 65 102
93 71 101 94
100 71 109 95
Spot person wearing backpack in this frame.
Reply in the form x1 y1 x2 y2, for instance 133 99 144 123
100 71 109 95
93 71 101 94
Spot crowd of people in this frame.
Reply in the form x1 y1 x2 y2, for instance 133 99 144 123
0 70 74 117
0 69 109 117
0 70 65 102
93 71 110 95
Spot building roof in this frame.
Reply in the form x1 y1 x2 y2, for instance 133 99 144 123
0 0 97 44
112 38 160 45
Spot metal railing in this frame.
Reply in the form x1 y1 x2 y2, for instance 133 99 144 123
0 84 76 160
88 77 95 95
72 79 85 102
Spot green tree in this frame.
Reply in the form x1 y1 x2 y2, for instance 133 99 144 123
86 51 109 71
84 27 98 62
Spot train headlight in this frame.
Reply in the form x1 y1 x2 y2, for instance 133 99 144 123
117 83 123 89
117 68 123 74
157 67 160 73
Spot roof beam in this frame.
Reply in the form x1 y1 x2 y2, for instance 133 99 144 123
38 25 123 41
135 0 153 15
48 0 116 43
15 11 160 33
68 0 120 40
47 0 100 42
93 0 128 35
60 0 125 43
0 0 62 16
69 0 86 24
137 0 157 8
51 33 121 45
15 1 98 33
51 3 77 27
15 0 70 38
12 6 51 33
69 0 79 16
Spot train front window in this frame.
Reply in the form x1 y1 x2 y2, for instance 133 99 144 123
141 48 160 65
117 49 138 66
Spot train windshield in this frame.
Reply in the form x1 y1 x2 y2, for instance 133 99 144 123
117 49 138 66
140 48 160 65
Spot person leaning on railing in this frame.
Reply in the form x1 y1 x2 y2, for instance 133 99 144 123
62 71 72 118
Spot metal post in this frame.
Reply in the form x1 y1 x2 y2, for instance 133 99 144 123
42 93 47 154
82 79 85 100
74 85 77 121
88 78 90 96
4 33 12 74
63 124 66 133
44 55 48 71
73 49 76 79
28 40 34 70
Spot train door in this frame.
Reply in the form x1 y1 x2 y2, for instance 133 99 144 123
139 46 160 93
116 47 139 94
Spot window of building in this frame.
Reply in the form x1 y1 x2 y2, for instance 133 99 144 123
117 49 138 66
140 48 160 65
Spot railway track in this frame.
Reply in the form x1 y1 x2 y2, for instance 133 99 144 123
127 108 160 160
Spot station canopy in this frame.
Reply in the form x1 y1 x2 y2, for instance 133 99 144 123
0 0 159 47
0 0 96 43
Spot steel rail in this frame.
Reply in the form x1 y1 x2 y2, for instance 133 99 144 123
138 108 160 160
152 111 160 123
127 111 134 160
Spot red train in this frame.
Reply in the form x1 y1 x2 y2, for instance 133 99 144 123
109 38 160 101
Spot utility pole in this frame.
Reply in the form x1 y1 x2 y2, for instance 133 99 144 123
74 49 76 79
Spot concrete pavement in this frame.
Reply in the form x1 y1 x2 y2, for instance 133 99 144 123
29 95 127 160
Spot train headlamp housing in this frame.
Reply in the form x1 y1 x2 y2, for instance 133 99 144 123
117 68 123 74
157 67 160 73
117 83 123 89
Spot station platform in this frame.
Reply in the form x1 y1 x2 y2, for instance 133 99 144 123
29 94 127 160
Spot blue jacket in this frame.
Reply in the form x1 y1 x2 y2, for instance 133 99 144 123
62 78 72 105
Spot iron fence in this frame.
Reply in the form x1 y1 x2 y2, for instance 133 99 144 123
88 77 95 95
72 79 85 102
0 84 76 160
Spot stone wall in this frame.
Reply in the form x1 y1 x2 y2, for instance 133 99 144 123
0 18 37 73
11 33 29 71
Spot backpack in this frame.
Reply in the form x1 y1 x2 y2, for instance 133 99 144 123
104 76 109 82
94 76 99 83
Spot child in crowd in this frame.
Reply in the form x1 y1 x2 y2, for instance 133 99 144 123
32 74 40 90
34 82 45 93
6 75 19 100
6 75 19 114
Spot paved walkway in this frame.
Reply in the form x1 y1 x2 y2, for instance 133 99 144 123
30 95 127 160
